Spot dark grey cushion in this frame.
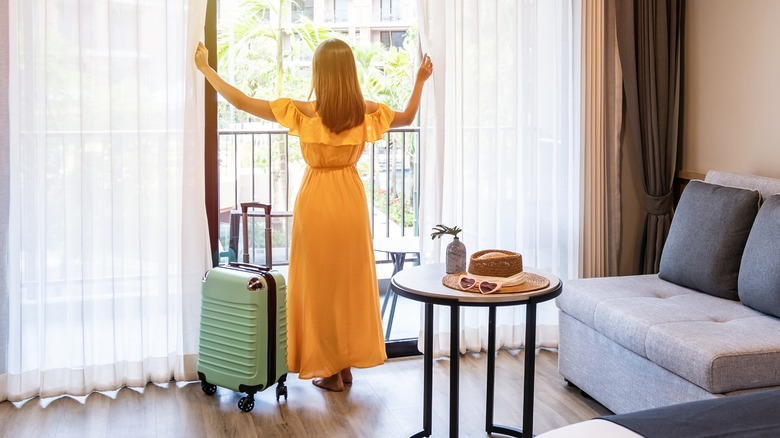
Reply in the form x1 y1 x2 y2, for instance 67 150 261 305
739 194 780 317
659 180 760 300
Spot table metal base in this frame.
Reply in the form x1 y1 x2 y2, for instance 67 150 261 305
485 305 538 437
380 252 407 340
378 246 421 341
411 302 539 438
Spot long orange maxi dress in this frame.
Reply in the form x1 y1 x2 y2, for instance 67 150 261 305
270 98 391 379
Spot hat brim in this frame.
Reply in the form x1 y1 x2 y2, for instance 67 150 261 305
442 272 550 294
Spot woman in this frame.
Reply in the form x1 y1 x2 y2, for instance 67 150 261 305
195 38 433 391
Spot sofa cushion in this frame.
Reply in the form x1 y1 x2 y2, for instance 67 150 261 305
558 277 780 393
739 195 780 318
557 275 696 330
645 314 780 393
659 180 760 300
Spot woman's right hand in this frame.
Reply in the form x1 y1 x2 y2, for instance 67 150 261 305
194 42 210 72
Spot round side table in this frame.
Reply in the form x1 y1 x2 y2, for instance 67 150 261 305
390 263 562 438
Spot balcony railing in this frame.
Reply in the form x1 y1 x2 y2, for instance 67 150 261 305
323 8 349 23
217 127 420 266
374 7 402 22
292 6 314 21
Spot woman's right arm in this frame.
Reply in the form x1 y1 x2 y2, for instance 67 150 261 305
194 42 277 123
391 53 433 128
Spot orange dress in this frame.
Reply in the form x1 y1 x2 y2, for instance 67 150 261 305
270 98 392 379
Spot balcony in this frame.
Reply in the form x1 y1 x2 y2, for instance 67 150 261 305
374 7 402 22
292 6 314 21
216 127 421 266
323 8 349 24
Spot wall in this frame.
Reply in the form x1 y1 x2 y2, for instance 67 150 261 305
618 0 780 275
683 0 780 178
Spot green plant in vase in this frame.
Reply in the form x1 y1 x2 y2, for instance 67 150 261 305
431 224 466 274
430 224 462 240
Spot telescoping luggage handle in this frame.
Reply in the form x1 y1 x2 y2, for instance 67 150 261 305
236 203 280 393
236 202 272 269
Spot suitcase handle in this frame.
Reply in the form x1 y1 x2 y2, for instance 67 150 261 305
240 202 272 268
228 262 271 273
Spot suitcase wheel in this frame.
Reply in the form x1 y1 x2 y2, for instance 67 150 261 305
238 396 255 413
201 382 217 396
275 382 288 401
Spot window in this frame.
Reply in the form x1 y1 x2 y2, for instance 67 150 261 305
380 30 406 48
333 0 348 22
292 0 314 21
212 0 421 356
381 0 399 21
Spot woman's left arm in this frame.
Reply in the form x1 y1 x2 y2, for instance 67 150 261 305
195 42 277 122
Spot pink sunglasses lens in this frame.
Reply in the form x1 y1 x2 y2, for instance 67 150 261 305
479 282 499 293
460 277 477 289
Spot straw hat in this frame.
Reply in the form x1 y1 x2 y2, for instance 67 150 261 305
442 249 550 294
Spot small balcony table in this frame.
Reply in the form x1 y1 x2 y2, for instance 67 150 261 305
373 236 421 340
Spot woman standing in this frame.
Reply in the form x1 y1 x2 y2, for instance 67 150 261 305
195 38 432 391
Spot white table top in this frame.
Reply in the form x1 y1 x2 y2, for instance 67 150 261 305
373 236 421 254
391 263 561 304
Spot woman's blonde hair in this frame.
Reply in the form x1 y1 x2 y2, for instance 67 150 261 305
309 39 366 134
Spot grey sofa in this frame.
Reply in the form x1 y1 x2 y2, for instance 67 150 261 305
556 171 780 414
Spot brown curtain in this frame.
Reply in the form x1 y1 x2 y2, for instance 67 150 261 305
615 0 685 274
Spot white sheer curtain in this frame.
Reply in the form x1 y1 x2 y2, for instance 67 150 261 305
416 0 582 356
2 0 210 401
1 0 10 386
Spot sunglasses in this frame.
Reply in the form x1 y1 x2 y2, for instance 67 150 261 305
458 275 503 294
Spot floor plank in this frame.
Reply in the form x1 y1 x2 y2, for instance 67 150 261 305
0 349 611 437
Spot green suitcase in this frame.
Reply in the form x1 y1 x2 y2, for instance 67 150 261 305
197 203 288 413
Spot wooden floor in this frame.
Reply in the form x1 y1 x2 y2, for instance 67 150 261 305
0 349 610 437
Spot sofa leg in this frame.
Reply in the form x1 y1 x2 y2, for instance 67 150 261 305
565 380 594 399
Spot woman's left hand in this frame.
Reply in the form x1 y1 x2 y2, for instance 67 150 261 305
194 42 210 72
417 53 433 83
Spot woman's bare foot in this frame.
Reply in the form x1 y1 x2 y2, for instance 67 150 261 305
312 374 344 392
340 368 353 384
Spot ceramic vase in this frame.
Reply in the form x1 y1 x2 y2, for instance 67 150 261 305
446 236 467 274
